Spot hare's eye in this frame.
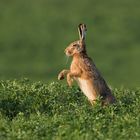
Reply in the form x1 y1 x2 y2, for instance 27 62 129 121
76 46 81 52
73 44 77 47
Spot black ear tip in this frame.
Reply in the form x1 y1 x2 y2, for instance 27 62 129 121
78 23 87 29
78 23 82 28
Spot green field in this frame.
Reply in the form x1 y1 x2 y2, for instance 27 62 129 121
0 79 140 140
0 0 140 87
0 1 140 139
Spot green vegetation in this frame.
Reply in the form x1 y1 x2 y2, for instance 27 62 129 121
0 79 140 140
0 1 140 139
0 0 140 87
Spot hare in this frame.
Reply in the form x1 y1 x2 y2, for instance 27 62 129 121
58 23 116 105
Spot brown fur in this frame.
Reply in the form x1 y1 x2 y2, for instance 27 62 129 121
58 24 116 105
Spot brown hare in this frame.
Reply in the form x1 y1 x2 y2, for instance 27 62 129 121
58 23 116 105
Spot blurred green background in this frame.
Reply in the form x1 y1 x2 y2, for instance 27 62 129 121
0 0 139 87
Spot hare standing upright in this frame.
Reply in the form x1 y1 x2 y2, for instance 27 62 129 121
58 23 116 105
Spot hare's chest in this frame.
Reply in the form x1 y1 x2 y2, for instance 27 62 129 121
70 60 80 72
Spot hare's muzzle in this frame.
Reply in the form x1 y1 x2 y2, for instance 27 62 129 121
64 49 70 56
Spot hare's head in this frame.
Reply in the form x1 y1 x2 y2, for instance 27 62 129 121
65 23 87 57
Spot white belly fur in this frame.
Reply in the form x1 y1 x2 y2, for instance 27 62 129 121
76 78 96 100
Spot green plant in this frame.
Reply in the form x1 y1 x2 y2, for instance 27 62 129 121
0 79 140 140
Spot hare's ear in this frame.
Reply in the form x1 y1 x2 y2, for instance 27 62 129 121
78 23 87 40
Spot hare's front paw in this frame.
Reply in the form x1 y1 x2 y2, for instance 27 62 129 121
58 70 70 80
67 74 73 86
58 72 65 80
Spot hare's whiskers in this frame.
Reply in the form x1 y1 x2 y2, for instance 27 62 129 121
65 56 69 64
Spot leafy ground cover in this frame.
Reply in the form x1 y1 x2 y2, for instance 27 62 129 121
0 0 140 87
0 79 140 140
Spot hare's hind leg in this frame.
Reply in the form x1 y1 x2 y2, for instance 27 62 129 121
104 94 116 105
89 99 96 106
